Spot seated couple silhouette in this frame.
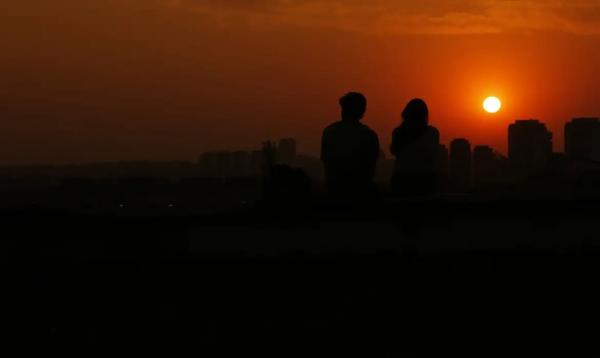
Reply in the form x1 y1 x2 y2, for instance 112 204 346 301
321 92 440 200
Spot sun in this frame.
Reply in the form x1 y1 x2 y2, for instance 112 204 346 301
483 96 502 114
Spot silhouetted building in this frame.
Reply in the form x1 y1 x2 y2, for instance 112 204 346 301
199 152 219 177
508 119 553 179
199 151 239 177
450 139 472 191
219 152 235 177
436 144 449 180
277 138 297 165
565 118 600 162
231 151 250 176
473 145 500 186
250 150 266 176
198 139 304 178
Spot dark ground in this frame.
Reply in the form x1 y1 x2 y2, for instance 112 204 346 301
3 199 600 355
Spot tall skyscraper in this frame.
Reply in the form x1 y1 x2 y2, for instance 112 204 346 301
215 151 233 177
450 138 472 191
473 145 498 185
436 144 449 184
231 151 250 177
199 152 219 176
199 151 233 177
250 150 266 176
277 138 297 165
565 118 600 162
508 119 553 178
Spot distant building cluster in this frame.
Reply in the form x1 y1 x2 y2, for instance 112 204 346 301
198 138 322 178
507 118 600 181
2 118 600 213
508 119 553 179
565 118 600 162
407 138 507 192
431 117 600 192
197 118 600 195
198 150 267 178
198 138 297 177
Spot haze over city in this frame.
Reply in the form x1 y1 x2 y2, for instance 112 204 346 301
2 0 600 164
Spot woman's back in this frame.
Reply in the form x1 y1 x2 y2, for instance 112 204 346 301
391 125 439 173
390 98 440 196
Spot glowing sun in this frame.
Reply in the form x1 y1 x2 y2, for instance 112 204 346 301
483 96 502 114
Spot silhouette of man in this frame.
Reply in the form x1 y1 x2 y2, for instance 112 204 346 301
321 92 380 199
391 98 440 196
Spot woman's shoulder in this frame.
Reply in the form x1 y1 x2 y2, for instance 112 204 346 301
426 125 439 135
425 126 440 140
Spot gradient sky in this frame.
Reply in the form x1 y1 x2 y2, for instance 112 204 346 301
2 0 600 164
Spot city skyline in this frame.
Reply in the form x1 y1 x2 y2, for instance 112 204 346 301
199 116 600 160
2 114 593 171
3 115 600 215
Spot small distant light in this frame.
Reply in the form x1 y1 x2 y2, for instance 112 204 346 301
119 204 125 208
168 204 175 208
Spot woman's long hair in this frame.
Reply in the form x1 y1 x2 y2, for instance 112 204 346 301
401 98 429 131
393 99 430 151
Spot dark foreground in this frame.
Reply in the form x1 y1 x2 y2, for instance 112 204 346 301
3 199 600 355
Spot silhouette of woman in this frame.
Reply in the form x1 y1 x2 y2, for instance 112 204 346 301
391 99 440 196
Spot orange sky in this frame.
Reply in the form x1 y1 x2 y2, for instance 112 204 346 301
1 0 600 164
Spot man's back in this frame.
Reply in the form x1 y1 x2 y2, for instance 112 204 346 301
321 121 380 193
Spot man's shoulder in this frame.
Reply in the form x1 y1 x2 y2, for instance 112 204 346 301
359 123 379 138
324 121 343 131
323 121 378 139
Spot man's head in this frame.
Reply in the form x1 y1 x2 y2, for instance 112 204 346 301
339 92 367 122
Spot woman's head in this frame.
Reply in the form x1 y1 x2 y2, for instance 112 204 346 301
401 98 429 128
